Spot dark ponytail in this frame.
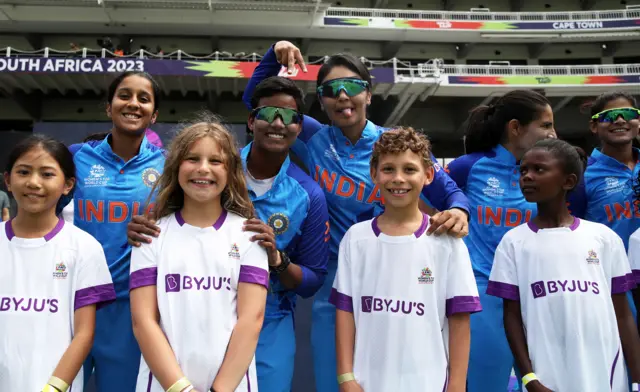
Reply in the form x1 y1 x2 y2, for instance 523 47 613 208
464 90 551 154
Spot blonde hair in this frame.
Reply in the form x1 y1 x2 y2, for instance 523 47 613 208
150 113 254 220
370 126 433 170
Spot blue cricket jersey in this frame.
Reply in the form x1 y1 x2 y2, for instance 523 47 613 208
242 46 470 263
447 145 536 282
242 145 330 319
70 135 165 298
569 148 640 250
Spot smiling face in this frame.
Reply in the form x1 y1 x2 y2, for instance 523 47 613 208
107 75 158 135
5 146 74 216
248 93 302 154
590 97 640 147
319 66 371 130
519 148 577 203
371 149 434 210
178 136 229 206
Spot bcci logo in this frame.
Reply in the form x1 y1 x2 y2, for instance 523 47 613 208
586 250 599 265
53 262 68 279
418 267 434 284
142 168 161 188
268 213 289 235
228 243 240 260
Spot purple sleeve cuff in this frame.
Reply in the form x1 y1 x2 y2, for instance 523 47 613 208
239 265 269 289
129 267 158 291
75 283 116 310
487 280 520 301
633 270 640 285
612 274 636 295
445 296 482 316
329 288 353 313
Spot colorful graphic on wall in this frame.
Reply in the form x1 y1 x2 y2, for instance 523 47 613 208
447 75 640 85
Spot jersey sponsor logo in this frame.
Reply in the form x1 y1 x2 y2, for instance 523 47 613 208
360 296 425 316
476 206 533 227
418 267 434 284
85 164 109 188
482 177 505 197
531 279 600 299
323 144 341 162
142 168 161 188
76 199 155 223
268 213 289 235
586 250 600 265
53 262 68 279
603 200 640 223
604 177 626 195
314 165 384 205
164 273 231 293
228 243 241 260
0 297 59 313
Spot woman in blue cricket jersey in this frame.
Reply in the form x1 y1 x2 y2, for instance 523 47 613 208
241 41 471 392
69 71 166 391
446 90 557 392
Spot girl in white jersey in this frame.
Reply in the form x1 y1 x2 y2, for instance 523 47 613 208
129 116 269 392
0 135 115 391
331 127 481 392
488 139 640 392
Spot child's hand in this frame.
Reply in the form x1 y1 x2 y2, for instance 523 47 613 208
243 218 279 266
527 380 554 392
339 380 364 392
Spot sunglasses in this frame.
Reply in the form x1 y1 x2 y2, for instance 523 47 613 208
251 106 303 126
591 107 640 123
317 78 369 98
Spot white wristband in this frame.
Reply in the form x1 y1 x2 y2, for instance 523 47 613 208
632 382 639 392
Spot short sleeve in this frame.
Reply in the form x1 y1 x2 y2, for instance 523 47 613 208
604 231 635 295
329 231 354 313
487 235 520 301
445 238 482 317
74 238 116 310
129 240 158 291
238 240 269 289
628 230 640 285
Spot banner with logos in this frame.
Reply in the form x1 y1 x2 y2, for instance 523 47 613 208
446 75 640 85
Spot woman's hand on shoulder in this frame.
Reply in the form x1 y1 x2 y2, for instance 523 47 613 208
427 208 469 238
127 215 161 247
273 41 307 74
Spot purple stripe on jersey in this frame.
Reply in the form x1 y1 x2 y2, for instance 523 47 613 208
371 217 381 237
175 209 228 230
486 281 520 301
239 265 269 288
246 371 251 392
146 371 153 392
634 270 640 284
329 288 354 312
527 217 580 233
5 217 64 241
74 283 116 310
445 296 482 316
130 267 158 290
611 274 633 294
610 347 620 388
414 213 429 237
441 372 448 392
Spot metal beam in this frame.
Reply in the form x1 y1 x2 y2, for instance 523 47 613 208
553 96 574 112
233 78 239 97
211 36 220 52
64 74 83 95
602 42 620 57
442 0 453 11
24 33 43 51
43 75 65 95
207 90 219 113
528 43 549 59
22 74 48 93
81 74 101 95
10 90 42 120
2 74 31 94
381 41 403 59
579 0 595 10
509 0 523 11
178 77 187 97
156 77 170 96
196 76 204 97
455 43 474 59
371 0 388 7
419 83 440 102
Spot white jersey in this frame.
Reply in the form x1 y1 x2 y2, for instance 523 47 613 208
61 201 74 223
628 228 640 286
329 215 481 392
0 218 116 391
488 218 634 392
130 210 269 392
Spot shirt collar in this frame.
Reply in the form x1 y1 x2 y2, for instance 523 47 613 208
96 133 151 161
590 147 640 168
241 143 291 197
331 120 379 146
492 144 518 165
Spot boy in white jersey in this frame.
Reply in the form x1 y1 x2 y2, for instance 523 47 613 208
1 135 115 391
330 127 481 392
488 139 640 392
129 117 268 392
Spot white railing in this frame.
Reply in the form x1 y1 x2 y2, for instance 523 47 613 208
326 7 640 21
396 61 640 79
0 0 328 11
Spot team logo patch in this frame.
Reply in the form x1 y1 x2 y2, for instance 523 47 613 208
418 267 434 284
586 250 600 265
483 177 505 197
142 168 161 188
85 164 109 188
268 213 289 235
228 243 240 260
53 262 68 279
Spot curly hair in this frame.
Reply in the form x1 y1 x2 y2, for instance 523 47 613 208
370 127 433 170
149 112 255 221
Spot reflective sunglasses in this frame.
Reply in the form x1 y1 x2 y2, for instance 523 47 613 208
251 106 303 126
317 78 369 98
591 107 640 123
